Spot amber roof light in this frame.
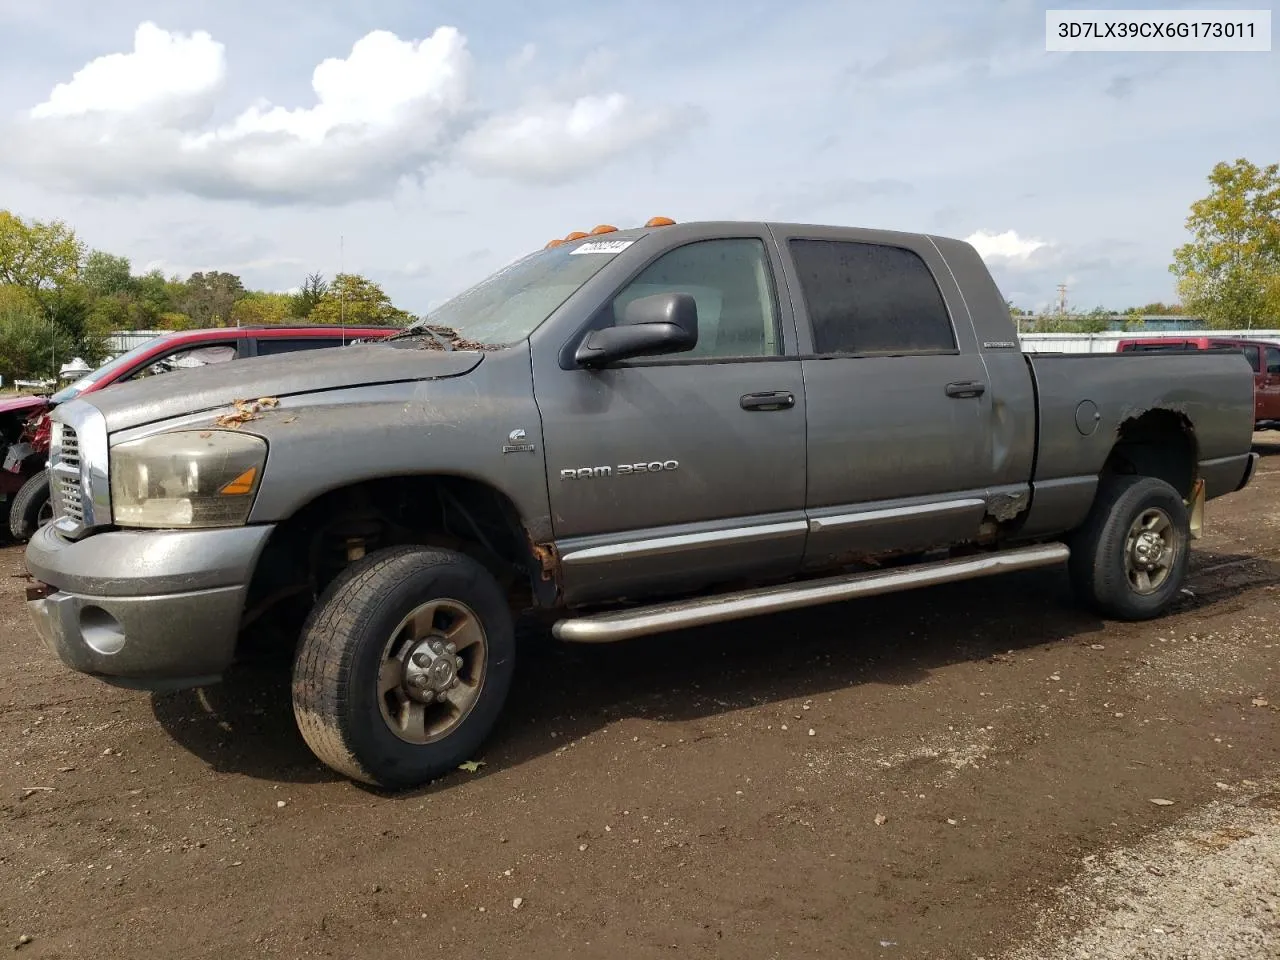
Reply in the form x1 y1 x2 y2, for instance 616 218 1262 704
545 238 565 249
590 224 618 234
564 231 589 241
645 216 676 227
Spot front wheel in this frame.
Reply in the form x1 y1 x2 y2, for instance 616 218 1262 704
1067 475 1191 621
9 471 53 542
292 545 516 789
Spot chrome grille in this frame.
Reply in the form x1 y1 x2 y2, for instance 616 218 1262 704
48 423 85 527
56 473 85 525
60 425 81 469
48 410 107 538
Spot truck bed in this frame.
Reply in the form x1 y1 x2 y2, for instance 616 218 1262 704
1018 349 1257 538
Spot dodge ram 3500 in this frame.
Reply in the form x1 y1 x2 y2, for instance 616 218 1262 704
24 220 1260 788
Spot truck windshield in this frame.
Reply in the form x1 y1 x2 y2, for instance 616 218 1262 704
394 241 629 347
49 336 168 404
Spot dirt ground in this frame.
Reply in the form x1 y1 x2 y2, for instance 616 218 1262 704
3 443 1280 960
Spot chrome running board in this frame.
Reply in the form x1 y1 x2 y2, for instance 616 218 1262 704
552 542 1070 643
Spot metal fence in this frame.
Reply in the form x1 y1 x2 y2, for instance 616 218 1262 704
1019 330 1280 354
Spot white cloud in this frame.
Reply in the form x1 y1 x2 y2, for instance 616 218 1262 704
4 22 694 204
187 28 468 148
965 228 1050 264
30 22 225 126
460 94 701 184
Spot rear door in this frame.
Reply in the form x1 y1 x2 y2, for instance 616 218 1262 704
772 229 996 568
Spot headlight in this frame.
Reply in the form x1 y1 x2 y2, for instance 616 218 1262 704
110 430 267 528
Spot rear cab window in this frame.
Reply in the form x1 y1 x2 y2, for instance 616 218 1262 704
255 337 346 356
786 239 957 355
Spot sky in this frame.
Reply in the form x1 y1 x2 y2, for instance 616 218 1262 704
0 0 1275 315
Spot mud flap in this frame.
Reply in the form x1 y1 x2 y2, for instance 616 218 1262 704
1187 478 1205 540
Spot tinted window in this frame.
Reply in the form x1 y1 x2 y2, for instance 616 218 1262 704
256 337 344 356
1211 342 1261 370
789 239 956 355
608 238 780 359
1267 347 1280 375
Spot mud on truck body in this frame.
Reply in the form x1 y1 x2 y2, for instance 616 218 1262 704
24 219 1259 789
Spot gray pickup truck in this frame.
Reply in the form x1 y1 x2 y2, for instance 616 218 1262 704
24 219 1259 788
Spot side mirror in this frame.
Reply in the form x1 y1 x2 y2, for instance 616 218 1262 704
574 292 699 368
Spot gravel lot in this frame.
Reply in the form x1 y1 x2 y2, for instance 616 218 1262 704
3 440 1279 959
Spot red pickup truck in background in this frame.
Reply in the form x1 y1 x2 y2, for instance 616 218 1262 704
1116 335 1280 430
1 324 397 541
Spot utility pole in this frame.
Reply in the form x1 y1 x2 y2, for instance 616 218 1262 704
47 302 57 385
1056 283 1068 315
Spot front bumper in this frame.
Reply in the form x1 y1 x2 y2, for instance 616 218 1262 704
24 522 275 691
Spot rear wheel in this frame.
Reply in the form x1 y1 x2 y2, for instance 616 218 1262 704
1067 476 1190 621
8 471 52 542
292 545 515 789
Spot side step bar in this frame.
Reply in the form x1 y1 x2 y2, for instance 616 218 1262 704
552 542 1070 643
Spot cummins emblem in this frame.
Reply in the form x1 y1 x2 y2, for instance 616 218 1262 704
503 428 536 455
560 460 679 480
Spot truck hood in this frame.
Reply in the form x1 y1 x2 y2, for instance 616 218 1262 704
82 342 486 433
0 395 51 417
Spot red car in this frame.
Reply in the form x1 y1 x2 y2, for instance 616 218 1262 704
1116 336 1280 429
1 324 397 540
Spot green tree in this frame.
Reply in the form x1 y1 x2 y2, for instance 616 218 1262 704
0 288 73 382
309 273 412 326
289 272 329 318
1171 158 1280 329
231 292 293 326
0 211 85 303
181 270 246 327
82 250 136 297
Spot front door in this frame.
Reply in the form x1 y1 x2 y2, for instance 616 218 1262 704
536 235 809 605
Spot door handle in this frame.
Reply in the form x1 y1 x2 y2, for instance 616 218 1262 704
740 391 795 411
945 380 986 399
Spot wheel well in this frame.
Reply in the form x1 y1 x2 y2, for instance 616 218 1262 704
240 476 554 644
1102 410 1198 499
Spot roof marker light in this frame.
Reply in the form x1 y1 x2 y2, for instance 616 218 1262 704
645 216 676 227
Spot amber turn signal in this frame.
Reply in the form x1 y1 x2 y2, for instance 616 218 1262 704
219 466 258 496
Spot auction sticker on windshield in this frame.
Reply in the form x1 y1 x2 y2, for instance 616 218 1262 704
569 239 635 255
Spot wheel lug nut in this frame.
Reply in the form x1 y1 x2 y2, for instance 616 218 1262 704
455 657 463 670
445 642 456 654
412 652 429 667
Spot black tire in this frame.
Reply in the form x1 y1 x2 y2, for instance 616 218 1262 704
292 545 515 789
8 471 52 542
1067 475 1191 621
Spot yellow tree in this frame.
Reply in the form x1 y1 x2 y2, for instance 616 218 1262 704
230 292 293 326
